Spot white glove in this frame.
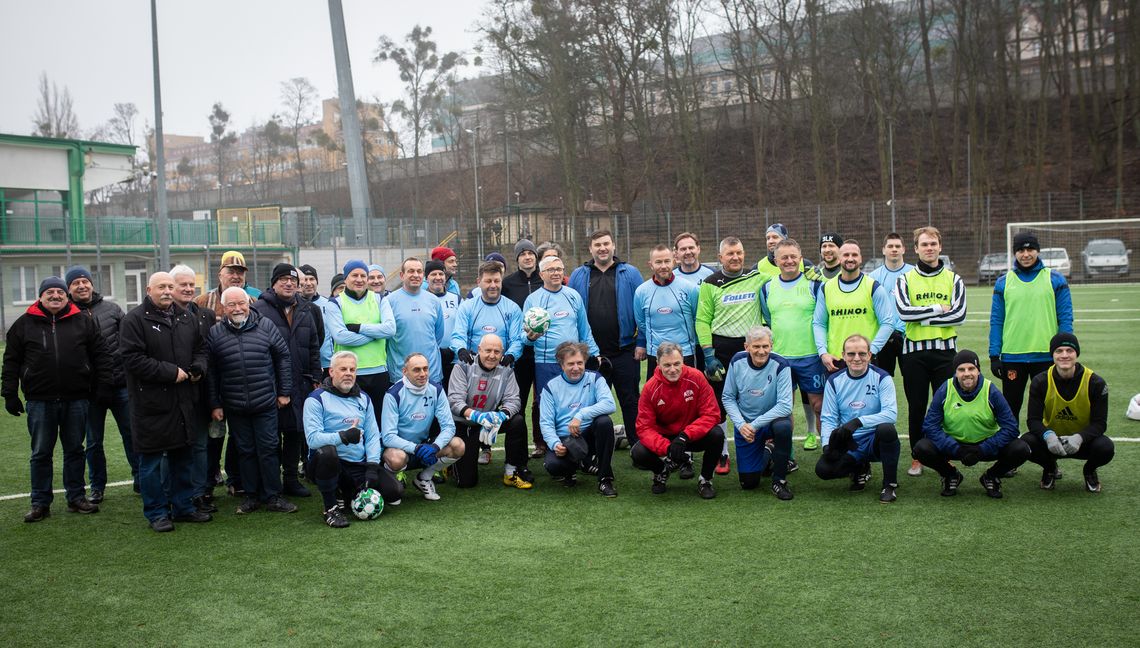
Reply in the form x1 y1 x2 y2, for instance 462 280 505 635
1043 430 1066 456
1059 434 1083 456
479 419 502 446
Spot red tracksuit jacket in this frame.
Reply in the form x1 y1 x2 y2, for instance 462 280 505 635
635 365 721 456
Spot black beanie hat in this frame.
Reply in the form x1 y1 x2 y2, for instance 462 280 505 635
271 263 299 286
1049 332 1080 356
330 273 346 292
298 264 318 280
952 349 980 371
1013 232 1040 251
425 260 446 276
820 232 843 247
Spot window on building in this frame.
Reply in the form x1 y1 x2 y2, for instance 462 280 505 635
15 266 38 303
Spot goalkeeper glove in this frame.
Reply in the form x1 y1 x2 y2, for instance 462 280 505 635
414 443 438 466
827 428 854 455
339 426 362 445
1043 430 1066 456
667 434 689 464
364 463 380 487
702 348 724 381
840 418 863 434
989 356 1002 379
500 354 515 368
457 348 474 365
1059 434 1083 456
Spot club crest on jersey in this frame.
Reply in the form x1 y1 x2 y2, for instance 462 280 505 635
481 325 496 332
657 399 666 406
477 379 488 391
849 400 867 410
722 293 755 304
683 389 694 401
657 307 673 314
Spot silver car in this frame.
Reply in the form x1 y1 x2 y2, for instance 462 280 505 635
977 252 1008 284
1082 239 1131 278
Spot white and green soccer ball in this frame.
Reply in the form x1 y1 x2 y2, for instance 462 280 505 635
523 306 551 335
351 488 383 520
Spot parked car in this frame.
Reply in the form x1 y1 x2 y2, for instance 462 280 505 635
861 257 884 273
977 252 1009 284
1081 238 1131 279
1039 247 1071 278
938 254 955 273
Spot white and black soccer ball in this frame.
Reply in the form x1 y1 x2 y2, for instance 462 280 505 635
523 306 551 335
351 488 384 520
1127 393 1140 421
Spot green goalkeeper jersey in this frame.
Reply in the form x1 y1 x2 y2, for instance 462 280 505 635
696 269 766 346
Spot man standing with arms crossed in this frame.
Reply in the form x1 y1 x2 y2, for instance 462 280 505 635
867 233 912 376
895 227 966 477
812 240 895 374
695 236 765 474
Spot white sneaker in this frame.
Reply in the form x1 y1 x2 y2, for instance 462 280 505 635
478 449 492 465
613 424 627 449
413 476 441 501
907 460 923 477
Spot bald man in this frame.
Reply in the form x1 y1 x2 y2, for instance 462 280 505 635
120 272 210 532
448 334 534 489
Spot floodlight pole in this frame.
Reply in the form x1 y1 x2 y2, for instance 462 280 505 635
328 0 373 224
150 0 170 269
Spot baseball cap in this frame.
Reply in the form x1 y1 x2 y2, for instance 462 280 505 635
220 250 247 270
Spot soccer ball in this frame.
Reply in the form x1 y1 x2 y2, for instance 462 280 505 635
523 306 551 335
350 488 384 520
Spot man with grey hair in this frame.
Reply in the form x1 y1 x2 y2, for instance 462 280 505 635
448 334 533 489
119 272 210 531
695 236 765 475
206 286 297 515
722 326 796 500
171 264 222 513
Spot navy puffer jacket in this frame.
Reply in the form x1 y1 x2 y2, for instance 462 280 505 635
206 309 293 414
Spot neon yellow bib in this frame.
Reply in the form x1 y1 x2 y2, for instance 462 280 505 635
334 294 387 369
766 276 818 358
1002 269 1056 355
904 269 957 342
942 378 999 443
1043 367 1093 435
823 276 879 357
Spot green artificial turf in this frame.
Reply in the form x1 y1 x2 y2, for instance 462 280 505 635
1 284 1138 647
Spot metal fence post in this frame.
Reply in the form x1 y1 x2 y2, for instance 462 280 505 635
714 210 720 246
927 199 932 226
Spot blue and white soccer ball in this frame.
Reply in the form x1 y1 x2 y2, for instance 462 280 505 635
523 306 551 335
351 488 384 520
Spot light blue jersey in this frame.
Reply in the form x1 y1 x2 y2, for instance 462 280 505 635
821 365 897 455
676 263 716 284
303 383 382 463
539 370 616 450
380 378 455 453
311 294 336 369
380 287 445 383
633 276 700 356
869 262 914 333
449 295 524 359
432 289 460 348
721 351 794 432
522 286 599 365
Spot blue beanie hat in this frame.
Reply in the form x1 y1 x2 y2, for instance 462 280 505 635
484 252 507 267
367 264 385 275
39 276 68 296
343 260 369 277
64 265 93 288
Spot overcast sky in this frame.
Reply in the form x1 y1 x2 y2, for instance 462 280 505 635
0 0 490 142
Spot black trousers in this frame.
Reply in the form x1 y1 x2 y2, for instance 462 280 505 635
543 415 615 481
899 348 955 447
709 334 745 421
357 372 391 417
440 348 455 392
1020 431 1115 473
277 399 305 482
814 423 901 485
875 331 904 376
645 354 696 378
630 425 725 480
911 437 1031 479
453 414 529 487
513 348 543 448
307 445 403 508
601 347 641 445
1000 361 1053 422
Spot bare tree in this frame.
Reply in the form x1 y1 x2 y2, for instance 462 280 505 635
280 77 318 198
31 72 80 138
208 102 238 198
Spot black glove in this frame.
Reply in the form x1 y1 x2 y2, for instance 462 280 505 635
364 462 380 486
958 443 983 467
828 428 854 456
500 354 515 368
189 366 204 380
840 418 863 434
585 356 600 371
989 356 1002 379
598 356 613 374
339 426 362 445
346 323 361 333
667 434 689 463
5 397 24 417
457 348 474 364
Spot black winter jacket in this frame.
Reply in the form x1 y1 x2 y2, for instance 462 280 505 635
502 268 544 310
206 309 293 414
119 298 208 453
74 292 126 387
2 302 112 403
252 290 321 399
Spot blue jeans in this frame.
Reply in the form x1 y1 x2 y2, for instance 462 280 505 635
227 409 282 501
139 445 196 522
27 399 90 507
85 386 136 491
190 415 209 498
